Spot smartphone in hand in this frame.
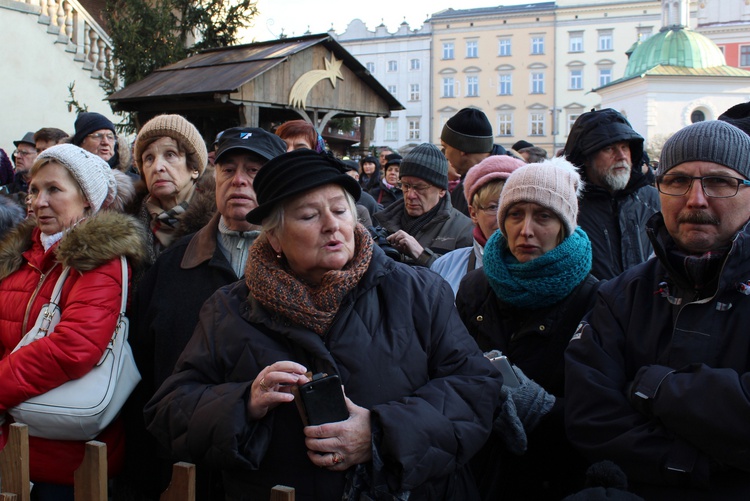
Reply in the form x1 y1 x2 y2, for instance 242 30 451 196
484 350 520 388
294 373 349 426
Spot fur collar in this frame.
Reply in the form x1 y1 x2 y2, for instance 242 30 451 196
0 211 149 280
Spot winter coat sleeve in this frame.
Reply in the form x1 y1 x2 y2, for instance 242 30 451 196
564 290 715 487
0 258 124 412
369 271 503 491
143 287 269 470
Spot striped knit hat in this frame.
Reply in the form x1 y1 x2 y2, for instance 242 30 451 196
659 120 750 178
399 143 448 189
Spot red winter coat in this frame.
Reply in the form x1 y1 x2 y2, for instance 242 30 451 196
0 212 147 485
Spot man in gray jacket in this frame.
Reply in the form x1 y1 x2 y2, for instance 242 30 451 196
373 143 473 267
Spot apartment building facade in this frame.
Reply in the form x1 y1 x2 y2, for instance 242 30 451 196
334 19 432 153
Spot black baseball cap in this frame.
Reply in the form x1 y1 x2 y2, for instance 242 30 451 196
214 127 287 164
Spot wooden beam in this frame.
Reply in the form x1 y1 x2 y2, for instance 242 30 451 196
0 424 29 501
73 441 107 501
270 485 295 501
159 462 195 501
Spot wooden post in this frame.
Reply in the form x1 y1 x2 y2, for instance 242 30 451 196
0 424 30 501
270 485 295 501
73 441 107 501
159 462 195 501
0 494 17 500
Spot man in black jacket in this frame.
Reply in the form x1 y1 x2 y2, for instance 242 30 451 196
440 108 507 217
564 108 660 279
565 120 750 498
121 127 287 500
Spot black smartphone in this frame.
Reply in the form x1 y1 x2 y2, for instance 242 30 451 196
296 373 349 426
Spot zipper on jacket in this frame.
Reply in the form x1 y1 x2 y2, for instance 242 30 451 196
21 263 58 334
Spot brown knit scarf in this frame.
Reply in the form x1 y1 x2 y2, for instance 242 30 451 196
245 224 374 335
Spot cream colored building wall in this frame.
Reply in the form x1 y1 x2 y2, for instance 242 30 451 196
554 1 662 149
431 7 556 153
0 5 117 155
597 76 750 152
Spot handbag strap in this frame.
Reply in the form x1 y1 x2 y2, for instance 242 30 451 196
118 255 128 316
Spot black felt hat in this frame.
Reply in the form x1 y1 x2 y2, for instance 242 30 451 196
245 149 361 225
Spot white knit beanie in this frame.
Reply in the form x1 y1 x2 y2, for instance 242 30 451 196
36 144 117 213
497 156 583 237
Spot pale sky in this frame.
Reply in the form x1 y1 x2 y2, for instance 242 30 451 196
243 0 531 42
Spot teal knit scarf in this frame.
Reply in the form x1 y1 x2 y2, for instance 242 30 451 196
483 227 592 308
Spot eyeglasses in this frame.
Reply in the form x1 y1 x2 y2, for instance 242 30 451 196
87 132 116 142
14 149 37 157
476 203 499 215
398 182 432 195
656 174 750 198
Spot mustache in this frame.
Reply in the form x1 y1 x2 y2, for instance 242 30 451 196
677 211 720 225
611 160 631 170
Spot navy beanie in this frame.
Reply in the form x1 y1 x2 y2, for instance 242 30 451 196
72 112 116 146
441 108 494 153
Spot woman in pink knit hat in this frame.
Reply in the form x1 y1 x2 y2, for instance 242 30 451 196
431 154 525 296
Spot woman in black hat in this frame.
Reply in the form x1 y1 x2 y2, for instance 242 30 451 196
145 149 502 501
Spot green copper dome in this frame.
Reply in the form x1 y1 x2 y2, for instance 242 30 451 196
623 27 726 79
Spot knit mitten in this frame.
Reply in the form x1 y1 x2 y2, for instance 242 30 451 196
493 385 528 455
508 365 556 433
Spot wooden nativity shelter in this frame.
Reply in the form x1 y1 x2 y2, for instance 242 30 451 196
107 34 403 155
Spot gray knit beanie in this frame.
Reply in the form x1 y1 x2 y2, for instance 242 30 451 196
498 156 582 238
441 108 494 153
659 120 750 178
399 143 449 189
36 144 117 213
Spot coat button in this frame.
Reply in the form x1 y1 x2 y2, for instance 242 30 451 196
476 315 484 322
539 325 545 331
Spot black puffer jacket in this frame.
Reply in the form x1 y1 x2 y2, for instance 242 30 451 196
565 109 658 279
457 270 599 500
566 214 750 499
144 246 502 501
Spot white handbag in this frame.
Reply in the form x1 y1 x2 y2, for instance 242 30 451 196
9 256 141 441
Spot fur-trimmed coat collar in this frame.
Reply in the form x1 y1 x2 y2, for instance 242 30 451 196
0 211 149 280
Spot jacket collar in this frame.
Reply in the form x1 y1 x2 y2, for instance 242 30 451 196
181 212 220 269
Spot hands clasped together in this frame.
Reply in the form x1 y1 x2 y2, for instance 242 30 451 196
247 361 372 471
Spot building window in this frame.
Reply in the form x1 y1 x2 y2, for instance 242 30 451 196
637 26 653 41
531 72 545 94
443 42 455 60
409 84 420 101
498 38 511 56
467 76 479 97
388 60 397 72
408 120 421 140
466 40 478 58
567 113 581 135
569 69 583 90
691 110 706 123
385 120 398 141
598 30 613 51
598 68 612 87
498 74 512 95
410 58 421 70
442 77 455 97
741 45 750 67
366 62 375 73
387 85 397 95
497 113 513 136
569 32 583 52
531 36 544 55
530 113 545 136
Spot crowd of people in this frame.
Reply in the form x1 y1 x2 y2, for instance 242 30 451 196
1 101 750 501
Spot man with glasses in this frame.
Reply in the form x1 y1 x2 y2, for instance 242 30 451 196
5 132 37 195
373 143 473 266
565 120 750 497
71 112 118 166
564 108 660 280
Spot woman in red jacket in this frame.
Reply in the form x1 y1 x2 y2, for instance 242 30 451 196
0 144 147 500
